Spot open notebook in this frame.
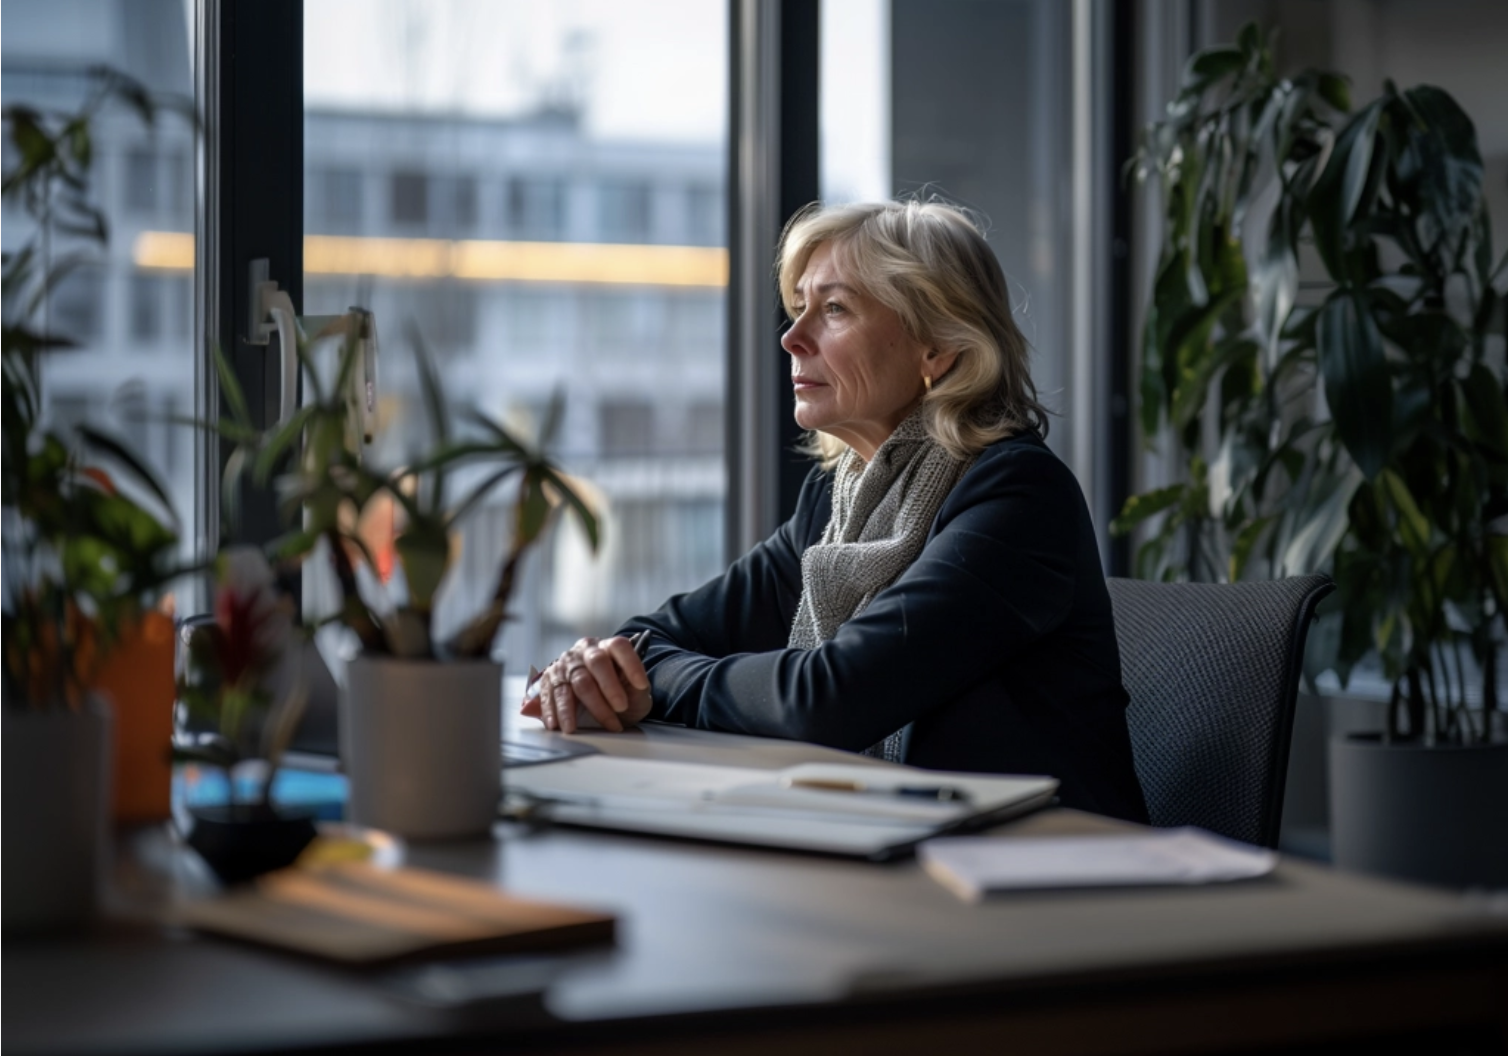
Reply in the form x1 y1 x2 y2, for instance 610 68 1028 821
504 757 1058 860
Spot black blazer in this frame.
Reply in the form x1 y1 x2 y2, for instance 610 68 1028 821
621 432 1149 823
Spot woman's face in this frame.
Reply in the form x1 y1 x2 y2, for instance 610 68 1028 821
781 242 941 462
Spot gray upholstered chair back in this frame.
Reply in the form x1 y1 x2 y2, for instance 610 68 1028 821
1106 575 1333 847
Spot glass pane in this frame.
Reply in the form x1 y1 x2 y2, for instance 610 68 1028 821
2 0 200 576
821 0 1075 461
303 0 729 672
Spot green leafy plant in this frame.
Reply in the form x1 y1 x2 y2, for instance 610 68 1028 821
217 321 599 661
1116 25 1508 743
2 69 187 710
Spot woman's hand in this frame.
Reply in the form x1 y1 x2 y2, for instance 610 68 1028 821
519 636 653 734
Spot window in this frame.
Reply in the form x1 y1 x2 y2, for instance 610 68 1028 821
687 401 723 454
130 273 161 340
5 8 200 580
168 275 192 338
318 168 363 230
599 400 655 453
688 183 722 245
507 177 565 240
498 287 563 348
415 282 476 349
598 180 651 242
669 292 723 354
452 176 477 229
303 0 728 670
168 150 191 214
125 148 157 213
390 170 428 225
51 268 105 343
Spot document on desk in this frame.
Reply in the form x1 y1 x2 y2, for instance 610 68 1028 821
504 757 1058 859
918 828 1278 902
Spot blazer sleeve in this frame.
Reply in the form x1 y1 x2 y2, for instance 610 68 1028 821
623 443 1084 751
617 466 827 726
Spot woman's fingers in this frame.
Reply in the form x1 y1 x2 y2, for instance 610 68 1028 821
546 668 572 731
525 637 651 734
603 636 650 691
582 643 629 713
566 654 625 733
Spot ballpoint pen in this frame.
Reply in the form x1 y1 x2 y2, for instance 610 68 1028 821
524 630 651 704
783 777 973 802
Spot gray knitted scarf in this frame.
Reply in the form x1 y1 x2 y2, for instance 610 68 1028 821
787 410 975 762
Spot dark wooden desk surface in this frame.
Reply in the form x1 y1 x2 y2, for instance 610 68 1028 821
5 722 1507 1056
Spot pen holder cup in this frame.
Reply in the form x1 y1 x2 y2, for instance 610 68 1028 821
341 656 502 840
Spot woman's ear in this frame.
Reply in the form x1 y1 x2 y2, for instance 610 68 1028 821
926 348 960 379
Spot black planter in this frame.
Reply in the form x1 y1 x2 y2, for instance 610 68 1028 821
187 805 318 885
1330 733 1508 888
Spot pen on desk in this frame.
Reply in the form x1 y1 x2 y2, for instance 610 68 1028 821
784 777 973 802
524 630 651 704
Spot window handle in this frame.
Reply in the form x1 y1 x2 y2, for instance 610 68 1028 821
245 259 378 445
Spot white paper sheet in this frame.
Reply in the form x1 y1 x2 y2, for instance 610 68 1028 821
919 828 1278 901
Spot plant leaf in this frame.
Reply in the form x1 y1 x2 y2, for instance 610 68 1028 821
1309 100 1383 279
1281 464 1364 574
541 465 600 551
1317 291 1393 479
74 424 179 529
1110 484 1186 538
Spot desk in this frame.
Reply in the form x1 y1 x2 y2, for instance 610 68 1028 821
5 720 1507 1056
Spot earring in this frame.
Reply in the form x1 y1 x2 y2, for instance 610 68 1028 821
923 374 933 393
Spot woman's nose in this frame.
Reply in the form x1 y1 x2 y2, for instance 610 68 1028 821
781 319 809 356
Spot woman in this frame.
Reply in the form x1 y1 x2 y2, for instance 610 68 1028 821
522 200 1148 823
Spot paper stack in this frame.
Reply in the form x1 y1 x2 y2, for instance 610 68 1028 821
919 827 1277 902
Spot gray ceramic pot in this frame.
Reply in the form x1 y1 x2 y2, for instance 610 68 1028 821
2 701 112 933
1330 732 1508 888
341 656 502 840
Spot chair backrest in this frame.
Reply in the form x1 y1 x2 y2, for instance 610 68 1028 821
1106 575 1332 847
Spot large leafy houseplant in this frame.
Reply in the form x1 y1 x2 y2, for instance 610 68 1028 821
3 68 189 924
1115 26 1508 744
2 68 185 711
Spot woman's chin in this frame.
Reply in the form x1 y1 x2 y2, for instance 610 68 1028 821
792 402 830 434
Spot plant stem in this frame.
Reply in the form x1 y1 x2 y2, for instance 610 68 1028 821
1448 637 1472 743
1484 632 1499 737
1406 669 1426 741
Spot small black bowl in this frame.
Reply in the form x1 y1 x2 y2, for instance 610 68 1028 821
187 804 318 885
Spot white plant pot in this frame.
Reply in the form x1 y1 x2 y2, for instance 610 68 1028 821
1330 733 1508 888
341 656 502 840
2 701 112 933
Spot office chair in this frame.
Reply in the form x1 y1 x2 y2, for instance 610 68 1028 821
1106 574 1333 848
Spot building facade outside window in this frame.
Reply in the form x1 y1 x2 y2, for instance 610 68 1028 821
302 1 730 672
1 0 198 579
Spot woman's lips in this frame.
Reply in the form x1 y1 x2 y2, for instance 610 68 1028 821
791 377 826 390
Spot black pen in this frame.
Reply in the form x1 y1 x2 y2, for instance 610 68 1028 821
784 777 973 802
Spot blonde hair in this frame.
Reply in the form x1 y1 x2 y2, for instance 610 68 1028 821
777 199 1047 466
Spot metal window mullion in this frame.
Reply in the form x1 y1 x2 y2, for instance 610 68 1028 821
194 0 222 591
726 0 784 562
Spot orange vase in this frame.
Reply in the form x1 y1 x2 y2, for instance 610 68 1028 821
93 611 176 823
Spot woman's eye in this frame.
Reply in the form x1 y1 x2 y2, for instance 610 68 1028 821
824 301 845 316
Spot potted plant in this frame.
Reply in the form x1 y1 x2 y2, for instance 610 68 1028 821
218 324 598 840
173 545 319 882
3 71 187 930
1115 26 1508 885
